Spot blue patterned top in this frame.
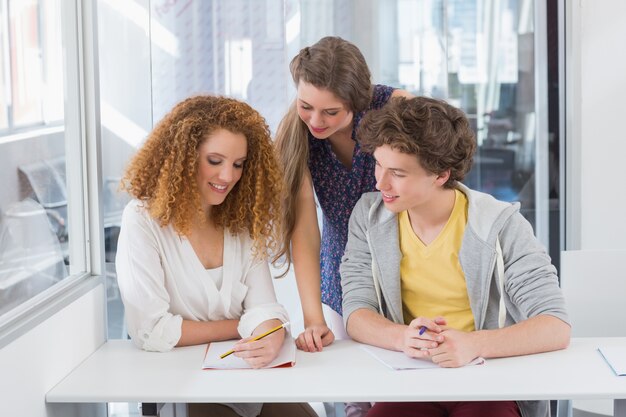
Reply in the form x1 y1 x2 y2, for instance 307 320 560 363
308 84 395 314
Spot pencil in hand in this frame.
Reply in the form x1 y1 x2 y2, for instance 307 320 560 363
219 321 290 359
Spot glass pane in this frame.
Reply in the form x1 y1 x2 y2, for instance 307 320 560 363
396 0 447 98
8 0 44 127
149 0 290 131
292 0 555 251
39 0 63 123
394 0 546 232
0 2 8 130
98 0 561 338
0 0 71 319
450 0 537 210
98 0 152 339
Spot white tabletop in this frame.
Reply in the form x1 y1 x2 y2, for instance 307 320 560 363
47 337 626 404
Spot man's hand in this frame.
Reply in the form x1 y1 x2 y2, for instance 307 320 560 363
428 328 481 368
401 316 446 359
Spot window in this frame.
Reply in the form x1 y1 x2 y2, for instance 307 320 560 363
391 0 561 266
99 0 561 339
0 0 89 327
0 0 64 134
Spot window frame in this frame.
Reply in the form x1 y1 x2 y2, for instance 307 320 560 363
0 0 104 349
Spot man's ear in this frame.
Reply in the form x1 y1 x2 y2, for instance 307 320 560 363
435 169 451 186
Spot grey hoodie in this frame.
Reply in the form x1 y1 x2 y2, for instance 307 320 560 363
340 183 569 417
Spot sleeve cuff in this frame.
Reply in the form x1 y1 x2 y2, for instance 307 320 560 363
135 313 182 352
237 303 289 337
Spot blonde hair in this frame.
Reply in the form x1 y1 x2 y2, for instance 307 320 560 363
274 36 373 268
122 95 283 258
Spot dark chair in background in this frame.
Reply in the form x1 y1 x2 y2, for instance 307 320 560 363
465 147 518 202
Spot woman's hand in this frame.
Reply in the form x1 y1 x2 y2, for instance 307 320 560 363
233 321 286 368
295 323 335 352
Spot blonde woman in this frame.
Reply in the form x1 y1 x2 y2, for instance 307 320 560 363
274 36 412 352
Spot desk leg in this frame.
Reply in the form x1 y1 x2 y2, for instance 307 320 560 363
615 399 626 417
555 400 571 417
141 403 157 416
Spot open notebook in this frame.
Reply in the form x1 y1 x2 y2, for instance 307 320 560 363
362 344 485 370
203 337 296 370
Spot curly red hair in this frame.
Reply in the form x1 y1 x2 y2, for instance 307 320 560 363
122 95 283 258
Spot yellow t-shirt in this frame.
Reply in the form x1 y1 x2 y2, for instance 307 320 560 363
399 189 475 332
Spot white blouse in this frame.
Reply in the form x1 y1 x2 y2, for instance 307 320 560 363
116 200 289 353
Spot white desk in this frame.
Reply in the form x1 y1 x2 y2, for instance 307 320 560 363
47 338 626 415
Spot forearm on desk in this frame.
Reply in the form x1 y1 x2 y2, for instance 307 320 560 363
346 308 406 351
471 314 571 359
177 319 240 347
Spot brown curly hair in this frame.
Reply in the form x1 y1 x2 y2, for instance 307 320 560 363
122 95 283 258
358 96 476 188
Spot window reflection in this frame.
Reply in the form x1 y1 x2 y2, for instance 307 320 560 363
392 0 555 239
0 199 67 317
1 0 64 132
99 0 560 338
0 0 70 321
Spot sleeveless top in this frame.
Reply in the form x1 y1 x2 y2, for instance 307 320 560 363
307 84 395 314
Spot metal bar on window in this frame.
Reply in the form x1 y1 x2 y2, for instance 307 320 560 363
534 0 550 248
1 0 13 130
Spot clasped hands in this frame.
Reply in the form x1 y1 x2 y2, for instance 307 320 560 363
402 316 480 368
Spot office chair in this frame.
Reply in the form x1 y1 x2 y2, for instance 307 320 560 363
17 156 68 245
465 147 518 202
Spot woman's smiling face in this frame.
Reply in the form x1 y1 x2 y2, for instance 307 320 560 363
196 128 247 210
296 81 354 140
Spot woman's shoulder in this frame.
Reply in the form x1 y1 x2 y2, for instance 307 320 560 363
121 199 161 231
122 199 147 221
371 84 395 108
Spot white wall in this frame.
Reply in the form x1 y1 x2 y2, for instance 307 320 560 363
563 6 626 412
567 0 626 250
0 283 107 417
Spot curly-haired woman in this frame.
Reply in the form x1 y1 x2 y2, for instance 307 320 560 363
116 95 316 417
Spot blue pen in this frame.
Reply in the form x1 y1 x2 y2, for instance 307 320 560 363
418 325 427 335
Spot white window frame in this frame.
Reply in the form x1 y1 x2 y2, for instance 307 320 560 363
0 0 104 349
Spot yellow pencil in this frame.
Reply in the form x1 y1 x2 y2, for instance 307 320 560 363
219 321 290 359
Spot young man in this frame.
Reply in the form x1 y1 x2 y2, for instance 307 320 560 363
340 97 570 417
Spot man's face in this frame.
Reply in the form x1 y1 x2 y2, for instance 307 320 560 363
373 144 447 213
